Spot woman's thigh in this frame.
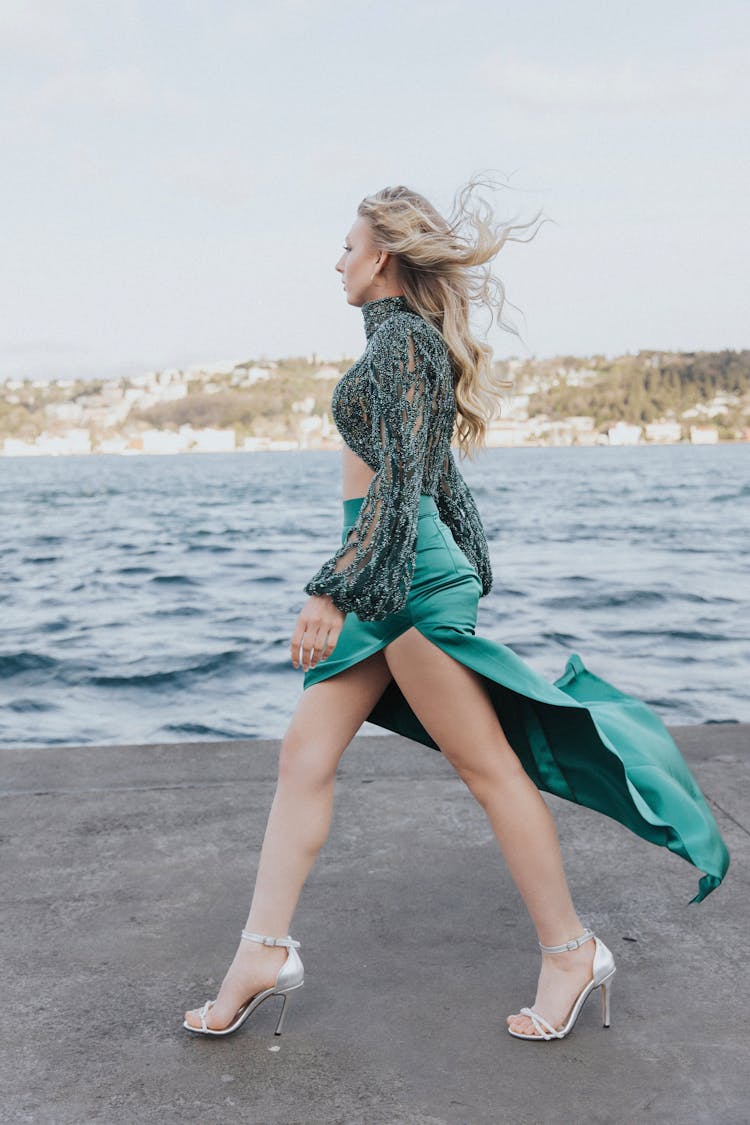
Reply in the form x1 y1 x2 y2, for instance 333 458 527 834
280 649 392 782
382 627 523 791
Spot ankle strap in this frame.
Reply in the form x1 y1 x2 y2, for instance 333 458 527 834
241 929 301 949
538 928 595 954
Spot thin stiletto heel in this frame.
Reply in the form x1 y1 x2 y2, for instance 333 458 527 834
601 975 612 1027
183 930 304 1038
507 927 617 1042
274 991 291 1036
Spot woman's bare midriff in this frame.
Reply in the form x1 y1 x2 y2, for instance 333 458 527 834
341 444 376 501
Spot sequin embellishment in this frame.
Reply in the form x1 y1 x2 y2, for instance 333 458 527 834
304 295 493 620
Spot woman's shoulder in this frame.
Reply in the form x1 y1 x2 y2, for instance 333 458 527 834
368 308 449 359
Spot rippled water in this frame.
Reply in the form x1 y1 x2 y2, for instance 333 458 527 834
1 444 748 747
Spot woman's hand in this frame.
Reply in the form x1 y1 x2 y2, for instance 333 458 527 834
290 595 346 672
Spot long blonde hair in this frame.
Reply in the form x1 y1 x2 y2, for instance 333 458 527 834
358 174 546 459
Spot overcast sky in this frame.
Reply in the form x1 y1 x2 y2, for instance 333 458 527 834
1 0 748 381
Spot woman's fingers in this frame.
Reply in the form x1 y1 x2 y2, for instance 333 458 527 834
290 597 344 670
290 623 316 669
319 625 340 662
295 627 324 672
290 623 306 669
297 635 323 671
306 624 331 669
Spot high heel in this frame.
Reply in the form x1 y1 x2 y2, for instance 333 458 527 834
507 927 616 1041
182 930 304 1037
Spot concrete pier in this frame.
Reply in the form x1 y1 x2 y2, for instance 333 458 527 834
2 723 747 1124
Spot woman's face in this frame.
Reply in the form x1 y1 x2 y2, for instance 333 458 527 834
335 216 385 307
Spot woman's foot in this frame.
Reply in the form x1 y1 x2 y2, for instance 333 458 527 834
506 939 596 1038
184 939 288 1031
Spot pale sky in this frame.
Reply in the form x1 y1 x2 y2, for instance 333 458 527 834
1 0 748 381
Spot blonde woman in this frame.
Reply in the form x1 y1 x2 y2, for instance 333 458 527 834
183 178 729 1042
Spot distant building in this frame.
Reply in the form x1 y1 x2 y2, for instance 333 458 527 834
644 420 682 443
155 383 187 401
484 422 528 447
3 428 92 456
291 396 315 414
689 425 719 444
568 415 596 432
231 365 273 386
189 427 236 452
3 438 39 456
141 429 189 454
138 426 236 454
608 422 642 445
683 395 736 419
98 437 130 454
45 402 86 423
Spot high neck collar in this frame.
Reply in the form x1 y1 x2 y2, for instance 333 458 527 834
361 294 410 340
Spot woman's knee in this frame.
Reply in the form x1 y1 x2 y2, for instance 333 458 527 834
444 740 529 807
277 725 340 789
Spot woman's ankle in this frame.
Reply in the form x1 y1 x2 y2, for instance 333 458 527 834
237 938 286 957
536 918 589 949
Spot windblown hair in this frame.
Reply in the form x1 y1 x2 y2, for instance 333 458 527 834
358 174 547 458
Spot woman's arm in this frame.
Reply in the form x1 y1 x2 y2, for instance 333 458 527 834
435 450 493 596
304 317 435 621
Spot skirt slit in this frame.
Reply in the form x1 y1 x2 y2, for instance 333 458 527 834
302 493 730 903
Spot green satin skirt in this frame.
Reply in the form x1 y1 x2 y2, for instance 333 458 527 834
303 494 730 903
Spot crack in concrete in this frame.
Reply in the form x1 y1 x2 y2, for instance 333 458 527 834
705 793 750 837
0 774 451 798
0 780 267 798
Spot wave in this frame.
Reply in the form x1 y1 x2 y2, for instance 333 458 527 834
158 721 245 738
150 574 203 585
6 697 59 713
0 651 59 676
87 649 245 688
541 590 668 610
604 627 732 643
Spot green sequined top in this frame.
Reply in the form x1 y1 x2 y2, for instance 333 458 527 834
304 294 493 620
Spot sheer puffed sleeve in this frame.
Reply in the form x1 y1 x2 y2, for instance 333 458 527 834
435 450 493 596
304 317 435 620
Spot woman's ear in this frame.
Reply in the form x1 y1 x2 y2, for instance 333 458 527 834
377 250 394 277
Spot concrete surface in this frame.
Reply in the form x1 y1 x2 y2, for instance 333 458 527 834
1 723 748 1125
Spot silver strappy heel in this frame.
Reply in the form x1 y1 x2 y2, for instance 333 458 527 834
507 927 616 1041
182 930 304 1037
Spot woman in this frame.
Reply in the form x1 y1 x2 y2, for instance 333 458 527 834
183 179 729 1043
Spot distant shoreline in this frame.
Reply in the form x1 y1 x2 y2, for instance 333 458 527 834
1 438 746 459
3 346 747 455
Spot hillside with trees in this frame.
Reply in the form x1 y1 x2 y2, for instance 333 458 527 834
512 349 749 438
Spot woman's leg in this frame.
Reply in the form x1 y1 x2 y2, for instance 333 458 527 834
185 649 392 1030
381 627 595 1039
